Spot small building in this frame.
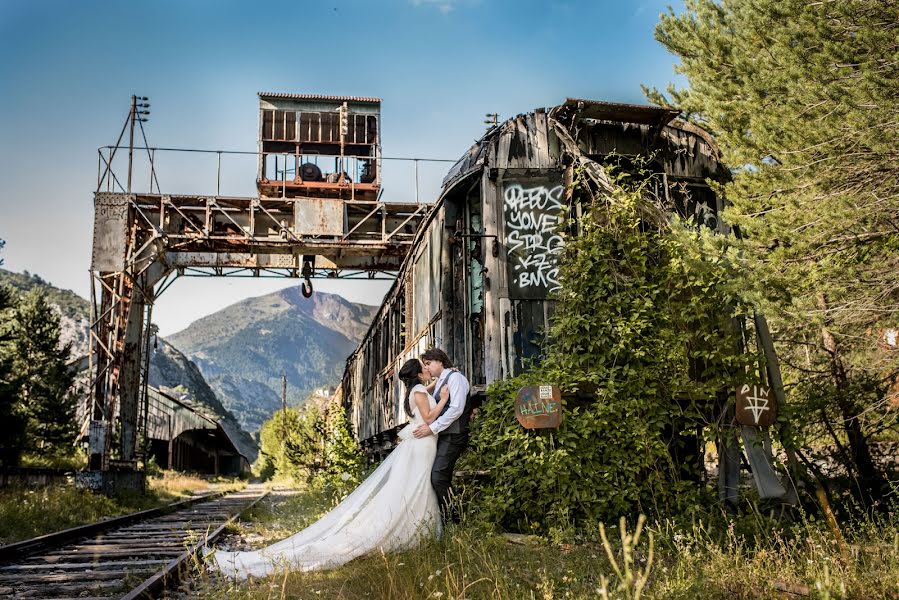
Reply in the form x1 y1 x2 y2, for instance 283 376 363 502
257 92 381 200
146 387 250 475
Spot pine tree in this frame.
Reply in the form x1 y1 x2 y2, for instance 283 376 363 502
0 282 25 467
649 0 899 501
11 289 77 453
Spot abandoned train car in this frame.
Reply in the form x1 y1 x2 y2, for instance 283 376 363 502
340 98 727 456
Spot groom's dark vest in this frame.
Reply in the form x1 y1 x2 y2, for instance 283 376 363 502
432 369 472 435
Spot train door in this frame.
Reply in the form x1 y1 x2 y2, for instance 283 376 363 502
447 183 487 387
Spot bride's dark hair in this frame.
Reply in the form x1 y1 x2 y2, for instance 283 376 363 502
398 359 423 419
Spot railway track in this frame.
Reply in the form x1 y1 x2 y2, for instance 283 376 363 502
0 484 267 599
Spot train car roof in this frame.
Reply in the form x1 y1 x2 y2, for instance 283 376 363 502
440 98 719 200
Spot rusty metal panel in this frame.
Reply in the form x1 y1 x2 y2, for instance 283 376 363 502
91 193 131 271
265 254 298 268
294 198 344 236
515 385 563 429
146 388 216 443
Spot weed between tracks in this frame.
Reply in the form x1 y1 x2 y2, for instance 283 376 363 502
191 488 899 599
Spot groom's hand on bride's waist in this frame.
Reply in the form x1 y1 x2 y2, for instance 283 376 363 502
413 424 434 438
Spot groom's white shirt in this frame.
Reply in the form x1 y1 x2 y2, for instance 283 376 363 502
429 368 470 435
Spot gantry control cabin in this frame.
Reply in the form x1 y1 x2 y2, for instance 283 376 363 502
257 93 381 200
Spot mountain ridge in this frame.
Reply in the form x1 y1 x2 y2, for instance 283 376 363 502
168 287 379 434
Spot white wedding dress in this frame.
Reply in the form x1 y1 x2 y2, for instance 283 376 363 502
211 384 441 579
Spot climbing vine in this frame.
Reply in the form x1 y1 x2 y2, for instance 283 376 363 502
464 163 763 531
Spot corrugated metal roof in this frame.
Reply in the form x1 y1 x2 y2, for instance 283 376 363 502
258 92 381 103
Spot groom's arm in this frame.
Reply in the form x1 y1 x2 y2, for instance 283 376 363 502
428 374 470 434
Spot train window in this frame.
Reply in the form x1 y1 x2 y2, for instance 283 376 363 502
667 180 719 229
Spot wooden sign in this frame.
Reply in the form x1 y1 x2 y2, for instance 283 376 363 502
515 385 563 429
736 383 777 427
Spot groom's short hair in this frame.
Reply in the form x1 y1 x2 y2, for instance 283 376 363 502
420 348 453 368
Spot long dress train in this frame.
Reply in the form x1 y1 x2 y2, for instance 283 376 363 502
210 384 441 579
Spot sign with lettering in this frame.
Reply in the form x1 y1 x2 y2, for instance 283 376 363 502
515 385 563 429
503 179 565 299
736 384 778 427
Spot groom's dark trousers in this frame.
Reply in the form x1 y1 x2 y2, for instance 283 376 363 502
432 432 469 518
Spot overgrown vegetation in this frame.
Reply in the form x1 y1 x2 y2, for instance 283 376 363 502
463 162 761 531
0 240 27 468
10 289 79 452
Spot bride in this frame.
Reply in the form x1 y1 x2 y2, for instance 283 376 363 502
209 358 449 579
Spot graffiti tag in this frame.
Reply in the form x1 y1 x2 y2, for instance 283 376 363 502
503 183 565 296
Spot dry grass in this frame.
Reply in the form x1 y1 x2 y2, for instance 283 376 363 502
0 470 245 545
148 471 245 498
191 489 899 600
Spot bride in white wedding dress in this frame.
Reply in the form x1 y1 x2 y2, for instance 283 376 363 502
210 359 449 579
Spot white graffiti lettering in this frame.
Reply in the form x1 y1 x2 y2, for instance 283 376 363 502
503 183 565 293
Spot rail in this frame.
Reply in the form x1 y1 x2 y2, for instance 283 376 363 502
0 485 267 599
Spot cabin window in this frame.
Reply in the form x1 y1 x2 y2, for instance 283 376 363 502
262 109 297 141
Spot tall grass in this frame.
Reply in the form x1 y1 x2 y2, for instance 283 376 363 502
0 471 245 545
193 489 899 599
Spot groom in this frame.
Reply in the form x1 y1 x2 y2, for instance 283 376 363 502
413 348 471 520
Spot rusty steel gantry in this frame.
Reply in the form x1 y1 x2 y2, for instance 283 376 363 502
85 94 433 491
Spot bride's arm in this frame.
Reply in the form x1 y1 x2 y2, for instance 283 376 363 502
414 387 450 424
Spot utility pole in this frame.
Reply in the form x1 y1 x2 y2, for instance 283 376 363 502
484 113 499 129
281 372 288 432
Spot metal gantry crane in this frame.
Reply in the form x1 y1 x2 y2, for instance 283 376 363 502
84 94 433 492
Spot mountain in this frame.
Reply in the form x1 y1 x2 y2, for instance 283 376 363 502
168 287 378 433
0 268 258 461
0 270 91 356
147 338 258 461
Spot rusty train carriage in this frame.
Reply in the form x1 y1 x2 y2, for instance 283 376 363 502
341 98 729 455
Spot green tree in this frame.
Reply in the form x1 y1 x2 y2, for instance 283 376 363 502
255 395 364 502
648 0 899 502
316 397 365 497
256 404 326 482
11 289 77 452
0 267 26 466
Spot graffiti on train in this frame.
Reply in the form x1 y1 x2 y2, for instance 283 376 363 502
503 182 565 298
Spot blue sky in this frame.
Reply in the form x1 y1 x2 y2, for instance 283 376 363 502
0 0 685 335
